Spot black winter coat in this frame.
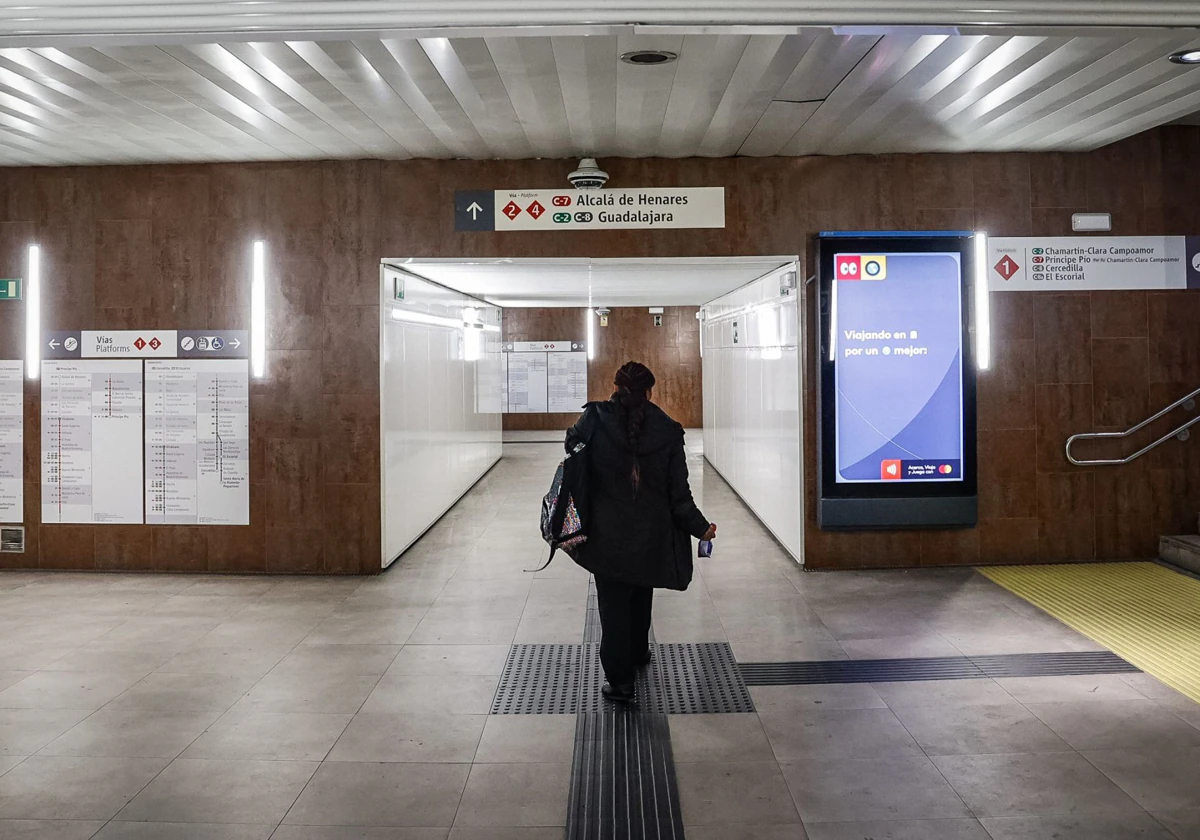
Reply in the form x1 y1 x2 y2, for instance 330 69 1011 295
566 399 709 591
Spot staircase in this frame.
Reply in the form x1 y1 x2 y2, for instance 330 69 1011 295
1161 531 1200 577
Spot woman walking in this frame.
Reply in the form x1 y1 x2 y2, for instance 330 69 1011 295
566 361 716 702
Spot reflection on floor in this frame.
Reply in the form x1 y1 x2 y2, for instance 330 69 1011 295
0 441 1198 839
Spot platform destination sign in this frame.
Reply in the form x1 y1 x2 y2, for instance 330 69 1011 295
455 188 725 232
45 330 248 359
989 236 1200 291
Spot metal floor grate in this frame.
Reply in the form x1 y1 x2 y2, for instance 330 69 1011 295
492 643 754 714
739 650 1140 686
567 711 685 840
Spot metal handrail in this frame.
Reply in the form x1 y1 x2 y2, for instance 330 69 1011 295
1066 387 1200 466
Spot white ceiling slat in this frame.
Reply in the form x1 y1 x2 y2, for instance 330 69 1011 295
613 33 683 159
697 33 822 158
225 42 398 157
287 40 435 159
963 37 1187 147
0 30 1197 167
99 44 317 159
365 38 486 158
0 63 171 163
820 35 992 154
4 3 1200 45
420 36 532 159
937 37 1115 146
550 34 617 157
1030 71 1200 150
1076 86 1200 151
856 35 1012 152
162 44 355 158
485 36 573 158
0 49 207 163
737 100 821 157
656 34 750 158
33 46 274 161
976 36 1198 149
773 34 879 103
785 33 945 156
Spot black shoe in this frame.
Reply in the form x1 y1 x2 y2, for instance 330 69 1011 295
602 682 635 703
639 649 653 668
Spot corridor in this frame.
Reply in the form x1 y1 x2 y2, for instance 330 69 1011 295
0 441 1198 839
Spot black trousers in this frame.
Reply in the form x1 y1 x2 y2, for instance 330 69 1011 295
594 576 654 687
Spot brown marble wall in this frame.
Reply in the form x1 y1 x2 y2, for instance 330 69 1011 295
0 125 1197 572
0 162 382 574
502 306 702 432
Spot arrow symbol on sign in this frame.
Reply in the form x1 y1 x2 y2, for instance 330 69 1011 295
466 202 483 220
230 338 242 349
48 339 59 349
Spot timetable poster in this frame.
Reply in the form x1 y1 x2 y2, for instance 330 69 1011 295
506 352 549 413
547 351 589 413
42 360 144 524
146 360 249 525
0 361 22 522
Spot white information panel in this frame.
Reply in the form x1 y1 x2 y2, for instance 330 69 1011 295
145 360 250 525
547 351 589 413
0 361 21 522
42 360 144 524
506 353 548 413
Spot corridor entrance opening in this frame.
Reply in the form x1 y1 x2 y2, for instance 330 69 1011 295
378 256 802 568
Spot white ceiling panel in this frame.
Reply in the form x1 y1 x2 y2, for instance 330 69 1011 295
5 3 1200 45
0 29 1198 166
738 100 822 157
391 257 795 308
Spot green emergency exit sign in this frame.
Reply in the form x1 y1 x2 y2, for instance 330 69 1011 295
0 279 21 300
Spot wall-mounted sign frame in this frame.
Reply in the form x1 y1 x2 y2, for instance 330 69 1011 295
988 235 1200 291
816 232 979 530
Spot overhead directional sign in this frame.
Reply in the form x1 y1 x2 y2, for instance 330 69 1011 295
0 279 21 300
455 188 725 232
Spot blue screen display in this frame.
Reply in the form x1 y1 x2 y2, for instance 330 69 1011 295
832 251 964 484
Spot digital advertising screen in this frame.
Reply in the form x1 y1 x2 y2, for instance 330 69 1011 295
817 233 978 530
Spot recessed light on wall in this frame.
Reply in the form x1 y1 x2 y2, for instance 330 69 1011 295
620 50 678 66
1169 49 1200 65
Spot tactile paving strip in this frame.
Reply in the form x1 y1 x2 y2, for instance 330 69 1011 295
739 650 1139 686
492 642 754 715
567 710 685 840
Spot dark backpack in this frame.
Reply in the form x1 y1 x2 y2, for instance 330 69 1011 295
537 439 591 570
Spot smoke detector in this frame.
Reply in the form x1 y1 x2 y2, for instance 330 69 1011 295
568 158 609 190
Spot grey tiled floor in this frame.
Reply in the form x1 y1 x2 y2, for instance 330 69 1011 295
1 441 1199 839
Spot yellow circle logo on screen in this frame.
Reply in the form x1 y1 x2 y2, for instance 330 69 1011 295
862 255 887 280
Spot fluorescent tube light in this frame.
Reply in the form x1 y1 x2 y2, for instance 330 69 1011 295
974 231 991 370
586 304 595 361
25 244 39 380
388 308 465 329
251 240 266 378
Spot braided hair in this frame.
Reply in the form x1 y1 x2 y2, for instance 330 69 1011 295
613 361 656 493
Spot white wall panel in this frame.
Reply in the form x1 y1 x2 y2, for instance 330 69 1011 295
701 263 803 562
380 265 502 567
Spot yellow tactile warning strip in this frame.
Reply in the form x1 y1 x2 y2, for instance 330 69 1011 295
980 562 1200 703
